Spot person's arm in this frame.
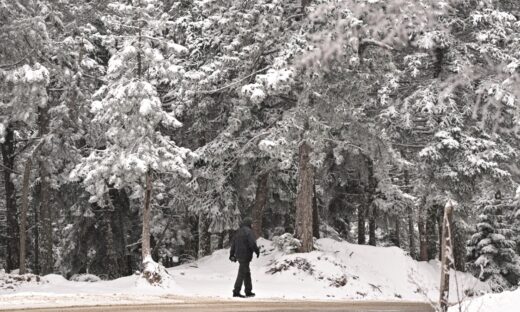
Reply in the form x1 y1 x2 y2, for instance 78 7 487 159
247 229 260 257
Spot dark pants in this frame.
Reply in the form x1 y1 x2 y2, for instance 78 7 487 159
233 261 252 294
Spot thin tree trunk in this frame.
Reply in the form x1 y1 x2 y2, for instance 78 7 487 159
394 216 401 248
39 105 53 275
368 206 377 246
19 158 32 275
418 205 429 261
403 169 416 258
438 204 445 261
365 155 377 246
312 182 320 239
426 205 438 260
439 200 454 312
103 207 118 279
407 206 416 259
33 184 40 275
358 204 366 245
39 160 53 274
197 212 210 258
252 171 269 239
142 171 152 261
1 125 18 273
295 141 314 253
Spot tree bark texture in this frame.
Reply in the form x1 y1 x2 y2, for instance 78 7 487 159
295 141 314 253
358 204 366 245
426 204 439 260
368 206 377 246
39 105 53 275
1 125 19 272
418 204 429 261
198 212 211 258
252 171 269 239
19 158 32 274
439 200 454 312
312 182 320 239
394 216 401 248
142 171 152 261
365 155 377 246
407 206 416 259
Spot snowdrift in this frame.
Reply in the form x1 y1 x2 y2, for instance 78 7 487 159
449 288 520 312
169 238 488 301
0 238 489 309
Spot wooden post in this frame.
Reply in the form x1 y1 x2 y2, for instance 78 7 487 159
439 200 455 312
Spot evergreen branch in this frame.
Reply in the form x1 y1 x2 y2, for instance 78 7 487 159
199 66 271 95
0 48 36 69
360 39 394 51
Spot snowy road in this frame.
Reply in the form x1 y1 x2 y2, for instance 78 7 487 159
2 301 435 312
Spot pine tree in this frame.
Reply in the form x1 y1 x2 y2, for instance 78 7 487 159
70 0 195 284
467 197 520 290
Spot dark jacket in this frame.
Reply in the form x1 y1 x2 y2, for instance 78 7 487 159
230 225 259 262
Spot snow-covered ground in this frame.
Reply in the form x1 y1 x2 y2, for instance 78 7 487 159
449 288 520 312
0 238 489 310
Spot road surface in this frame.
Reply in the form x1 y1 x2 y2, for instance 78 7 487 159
4 301 435 312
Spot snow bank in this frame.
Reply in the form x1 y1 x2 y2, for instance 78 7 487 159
0 238 489 309
449 288 520 312
169 238 488 301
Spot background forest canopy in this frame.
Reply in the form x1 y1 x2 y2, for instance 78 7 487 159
1 0 520 290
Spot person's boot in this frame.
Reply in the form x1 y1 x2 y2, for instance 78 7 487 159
233 291 245 298
245 292 255 298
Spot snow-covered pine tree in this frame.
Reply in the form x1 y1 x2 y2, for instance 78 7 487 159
467 197 520 290
70 0 195 285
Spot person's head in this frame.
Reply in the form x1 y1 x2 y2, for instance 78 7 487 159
242 217 253 228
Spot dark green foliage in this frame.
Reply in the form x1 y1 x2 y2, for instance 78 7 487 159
467 199 520 290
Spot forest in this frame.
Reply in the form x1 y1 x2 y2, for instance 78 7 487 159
1 0 520 302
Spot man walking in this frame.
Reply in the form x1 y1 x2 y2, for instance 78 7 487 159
229 217 260 298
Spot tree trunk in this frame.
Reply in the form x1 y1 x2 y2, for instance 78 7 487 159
39 161 53 274
210 233 220 253
403 170 416 258
33 184 40 275
358 204 366 245
439 200 454 312
407 206 416 259
418 205 429 261
1 125 19 273
19 158 33 275
295 141 314 253
368 206 377 246
110 188 131 276
358 155 377 246
426 204 439 260
142 171 152 262
394 216 401 248
103 209 118 279
252 171 269 239
438 204 445 261
312 182 320 239
39 104 53 275
197 212 210 258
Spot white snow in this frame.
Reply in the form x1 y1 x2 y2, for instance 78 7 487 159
449 288 520 312
0 238 489 310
